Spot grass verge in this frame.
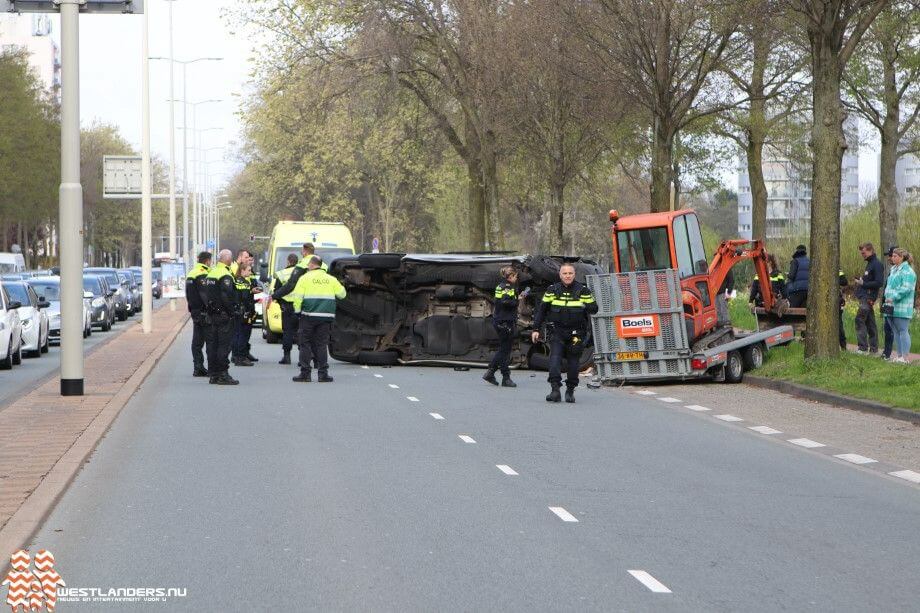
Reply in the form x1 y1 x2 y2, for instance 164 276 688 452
758 342 920 411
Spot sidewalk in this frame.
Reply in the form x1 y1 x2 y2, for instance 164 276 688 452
0 304 188 550
845 343 919 363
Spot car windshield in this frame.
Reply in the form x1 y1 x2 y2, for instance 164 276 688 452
273 247 353 273
132 272 142 283
29 282 61 301
3 283 30 305
152 270 161 281
116 271 132 285
617 227 672 272
83 277 103 295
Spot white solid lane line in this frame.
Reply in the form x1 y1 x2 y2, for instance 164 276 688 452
496 465 519 476
748 425 782 435
429 413 444 420
374 374 383 378
658 397 681 403
835 453 877 465
388 384 399 389
548 507 579 522
714 414 743 422
684 404 711 411
788 438 825 448
458 435 477 444
407 396 420 402
889 470 920 484
628 570 672 594
635 390 657 395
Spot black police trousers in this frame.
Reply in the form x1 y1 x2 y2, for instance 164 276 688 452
298 317 331 375
191 314 209 370
488 321 515 376
787 290 807 308
206 314 234 376
232 318 253 358
280 302 297 352
548 332 585 389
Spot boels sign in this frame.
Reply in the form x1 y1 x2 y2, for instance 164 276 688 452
616 314 660 338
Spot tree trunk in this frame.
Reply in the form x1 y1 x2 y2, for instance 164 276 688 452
804 42 845 359
466 156 487 251
549 180 565 254
877 47 900 255
747 32 769 241
650 119 673 213
482 129 499 251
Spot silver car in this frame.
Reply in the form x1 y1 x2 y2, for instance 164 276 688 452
2 281 50 356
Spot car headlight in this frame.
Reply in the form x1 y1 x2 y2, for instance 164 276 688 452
92 297 105 307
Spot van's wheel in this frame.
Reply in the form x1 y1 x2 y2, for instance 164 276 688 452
357 350 400 366
265 330 281 344
41 333 49 353
725 350 744 383
742 343 764 371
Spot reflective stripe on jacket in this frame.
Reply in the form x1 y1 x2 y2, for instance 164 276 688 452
291 268 346 317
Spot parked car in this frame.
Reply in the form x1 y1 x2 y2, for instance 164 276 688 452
1 281 50 357
84 268 130 320
117 268 141 314
326 253 603 369
128 266 164 301
152 267 162 298
84 274 115 331
0 283 24 369
26 277 92 344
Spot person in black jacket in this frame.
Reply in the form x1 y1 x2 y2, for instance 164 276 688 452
185 251 212 377
483 267 526 388
531 263 598 403
205 249 240 385
786 245 810 308
853 242 884 353
748 254 786 307
232 263 259 367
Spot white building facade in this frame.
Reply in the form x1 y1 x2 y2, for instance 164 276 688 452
894 153 920 205
0 14 60 99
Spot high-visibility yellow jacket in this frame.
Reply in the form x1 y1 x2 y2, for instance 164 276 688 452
272 265 297 303
291 268 346 317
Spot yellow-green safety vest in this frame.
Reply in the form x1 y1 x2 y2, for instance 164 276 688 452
291 268 346 317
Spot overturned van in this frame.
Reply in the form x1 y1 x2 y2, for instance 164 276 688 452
328 253 604 369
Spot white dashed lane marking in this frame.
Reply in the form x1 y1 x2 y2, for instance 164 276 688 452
458 435 477 444
407 396 420 402
684 405 711 412
635 390 657 396
429 413 444 420
714 414 743 422
788 438 826 448
748 426 782 435
835 453 877 465
628 570 672 593
889 470 920 484
374 374 383 378
496 465 519 476
548 507 579 522
388 384 399 389
658 397 681 403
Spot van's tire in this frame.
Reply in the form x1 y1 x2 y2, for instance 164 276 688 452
264 329 281 344
358 253 403 270
357 350 400 365
742 343 764 371
725 350 744 383
41 334 49 353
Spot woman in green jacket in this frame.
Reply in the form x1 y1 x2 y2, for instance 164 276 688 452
883 248 917 363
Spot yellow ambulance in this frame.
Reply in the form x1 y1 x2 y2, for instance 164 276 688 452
261 221 356 342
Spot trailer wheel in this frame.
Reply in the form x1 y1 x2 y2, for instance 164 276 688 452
742 343 764 371
725 350 744 383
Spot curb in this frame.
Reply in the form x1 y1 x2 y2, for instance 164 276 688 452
745 375 920 426
0 313 189 556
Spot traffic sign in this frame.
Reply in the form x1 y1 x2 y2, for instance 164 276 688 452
0 1 144 13
103 155 142 199
372 237 380 253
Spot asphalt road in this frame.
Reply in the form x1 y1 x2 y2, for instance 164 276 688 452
27 324 920 612
0 301 164 409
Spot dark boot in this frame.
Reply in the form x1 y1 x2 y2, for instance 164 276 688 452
565 387 576 403
209 375 220 384
317 373 334 383
193 366 208 377
278 351 291 365
501 374 517 388
246 351 259 362
232 357 254 367
214 372 239 386
293 370 312 382
546 385 562 402
482 368 499 386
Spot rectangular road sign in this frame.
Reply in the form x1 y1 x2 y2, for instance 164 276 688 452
0 1 144 13
103 155 142 199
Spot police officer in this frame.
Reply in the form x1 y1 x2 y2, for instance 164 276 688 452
531 263 597 403
748 254 786 306
231 263 259 367
483 266 526 388
272 243 326 306
273 253 300 364
291 256 346 383
185 251 212 377
205 249 240 385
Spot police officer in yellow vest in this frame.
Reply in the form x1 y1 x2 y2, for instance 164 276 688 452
271 242 328 308
291 256 346 383
273 253 300 364
205 249 240 385
185 251 212 377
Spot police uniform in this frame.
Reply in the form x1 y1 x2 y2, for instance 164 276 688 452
290 267 346 382
271 256 329 305
232 272 259 365
748 272 786 306
185 262 210 376
205 262 240 384
533 280 597 402
484 280 519 386
272 263 298 363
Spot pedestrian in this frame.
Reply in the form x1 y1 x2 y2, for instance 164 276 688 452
185 251 212 377
243 264 262 363
883 248 916 364
748 254 786 306
231 263 258 367
786 244 810 308
531 263 598 403
291 256 346 383
271 242 326 306
853 242 884 354
881 246 897 360
483 266 527 388
205 249 240 385
273 253 300 365
838 269 848 350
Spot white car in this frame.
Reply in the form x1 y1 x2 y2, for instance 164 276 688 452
26 277 90 343
1 281 50 357
0 284 24 369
